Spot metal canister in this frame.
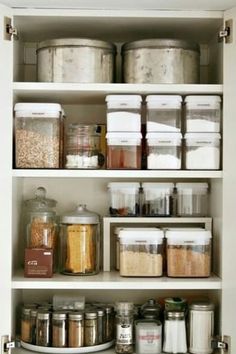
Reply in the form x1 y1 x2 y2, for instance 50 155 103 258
122 39 200 84
68 312 84 347
189 301 214 354
52 311 67 347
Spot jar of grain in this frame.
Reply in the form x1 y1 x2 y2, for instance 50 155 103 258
14 103 64 168
60 204 100 275
23 187 58 269
68 312 84 347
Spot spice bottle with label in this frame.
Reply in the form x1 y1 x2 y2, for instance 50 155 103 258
84 310 98 346
52 311 67 347
68 312 84 347
36 311 51 347
115 302 134 354
135 320 162 354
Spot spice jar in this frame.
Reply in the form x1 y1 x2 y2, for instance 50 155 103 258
68 312 84 347
21 307 32 343
84 310 98 346
60 204 100 275
30 309 38 345
189 301 214 354
52 311 67 347
65 124 104 169
104 305 115 342
97 308 105 344
36 311 51 347
115 302 134 354
163 311 187 353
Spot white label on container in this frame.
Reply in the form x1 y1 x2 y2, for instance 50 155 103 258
116 324 133 344
137 328 162 353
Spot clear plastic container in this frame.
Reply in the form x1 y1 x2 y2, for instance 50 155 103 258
185 95 221 132
65 124 104 169
146 132 182 169
14 103 64 168
106 132 142 169
119 228 164 276
166 228 212 277
106 95 142 132
108 182 140 216
176 182 209 216
146 95 182 132
184 133 221 170
141 182 174 216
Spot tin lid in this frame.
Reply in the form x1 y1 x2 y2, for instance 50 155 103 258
61 204 99 224
22 308 31 316
37 38 116 52
122 38 200 52
69 312 84 320
85 311 98 319
52 311 67 320
166 311 185 320
37 311 51 320
24 187 57 213
104 306 114 314
97 308 105 316
30 309 38 317
190 301 214 311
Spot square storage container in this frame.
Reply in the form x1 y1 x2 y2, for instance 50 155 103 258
146 95 182 132
108 182 140 216
184 133 221 170
166 228 212 277
118 228 164 276
106 95 142 132
14 103 64 168
141 182 174 216
185 95 221 132
106 132 142 169
146 133 182 169
176 182 209 216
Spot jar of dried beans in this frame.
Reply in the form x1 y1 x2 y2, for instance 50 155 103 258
14 103 64 168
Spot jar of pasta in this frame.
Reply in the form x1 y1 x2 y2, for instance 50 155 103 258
60 204 100 275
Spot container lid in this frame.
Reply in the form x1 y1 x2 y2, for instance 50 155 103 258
14 103 62 118
141 299 161 319
122 38 200 52
97 308 105 316
61 204 100 224
176 182 208 193
166 311 185 320
24 187 57 213
37 38 116 52
189 301 214 311
37 311 51 320
115 302 134 314
146 132 182 145
185 95 221 104
106 132 142 139
184 132 221 141
146 95 182 109
85 311 98 319
119 228 164 243
52 312 67 320
108 182 140 191
106 94 142 108
142 182 174 190
165 228 212 245
69 312 84 320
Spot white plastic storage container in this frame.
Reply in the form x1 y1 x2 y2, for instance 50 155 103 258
176 183 209 216
14 103 64 168
165 228 212 277
184 133 221 170
118 228 164 276
146 95 182 132
146 132 182 169
106 132 142 169
106 95 142 132
108 182 140 216
141 183 174 216
185 96 221 132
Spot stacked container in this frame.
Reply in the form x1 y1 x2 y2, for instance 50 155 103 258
108 182 140 216
141 182 174 216
145 96 183 169
106 95 142 169
176 182 209 216
184 96 221 170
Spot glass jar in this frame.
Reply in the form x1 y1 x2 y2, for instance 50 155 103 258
140 299 161 320
14 103 64 168
52 311 67 347
68 312 84 347
84 310 98 346
97 308 105 344
104 305 115 342
176 183 209 216
65 124 104 169
21 307 31 343
189 301 214 354
163 311 187 353
135 319 162 354
36 311 51 347
115 302 134 354
30 309 38 345
60 204 100 275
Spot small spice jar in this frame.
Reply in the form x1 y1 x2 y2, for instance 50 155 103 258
21 307 32 343
97 308 105 344
68 312 84 347
36 311 51 347
52 311 67 347
104 305 115 342
163 311 187 353
30 309 38 345
84 310 98 346
60 204 100 275
115 302 134 354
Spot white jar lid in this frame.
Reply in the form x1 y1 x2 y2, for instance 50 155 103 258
166 228 212 245
146 95 182 109
142 182 174 191
106 95 142 109
185 95 221 109
184 133 221 145
176 182 208 194
106 132 142 145
146 132 182 146
119 228 164 244
14 103 63 118
108 182 140 191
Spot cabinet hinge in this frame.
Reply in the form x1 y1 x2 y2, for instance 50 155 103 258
218 19 233 43
1 336 20 354
4 17 18 41
211 335 231 353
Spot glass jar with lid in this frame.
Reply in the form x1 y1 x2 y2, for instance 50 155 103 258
115 302 134 354
60 204 100 275
65 124 104 169
163 311 187 353
23 187 58 268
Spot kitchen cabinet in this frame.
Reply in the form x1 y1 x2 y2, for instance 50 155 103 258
0 1 236 353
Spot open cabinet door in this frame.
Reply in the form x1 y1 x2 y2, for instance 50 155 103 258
0 2 13 340
222 5 236 353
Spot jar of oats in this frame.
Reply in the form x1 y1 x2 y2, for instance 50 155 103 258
14 103 64 168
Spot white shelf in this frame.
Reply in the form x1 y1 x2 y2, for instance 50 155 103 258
12 169 223 179
13 83 223 104
12 270 221 290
